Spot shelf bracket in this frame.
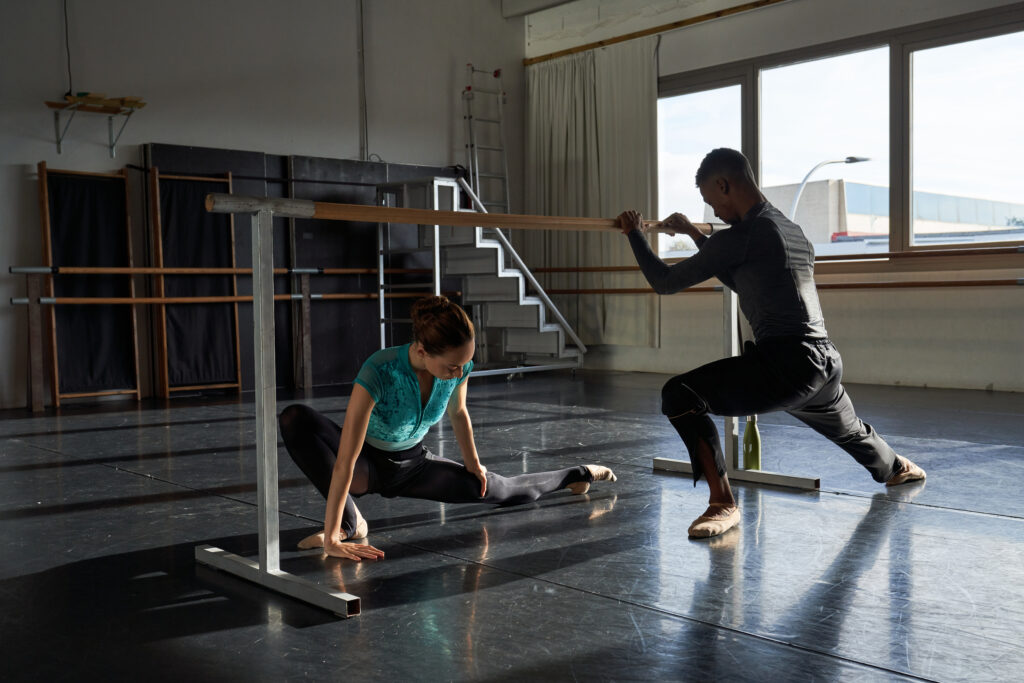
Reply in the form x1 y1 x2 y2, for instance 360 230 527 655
49 101 138 157
107 110 133 158
53 108 78 155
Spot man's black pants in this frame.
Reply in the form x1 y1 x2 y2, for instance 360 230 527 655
661 337 899 485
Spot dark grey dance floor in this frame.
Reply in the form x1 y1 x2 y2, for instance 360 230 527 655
2 371 1023 682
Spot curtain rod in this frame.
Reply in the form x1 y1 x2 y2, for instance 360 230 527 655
523 0 789 66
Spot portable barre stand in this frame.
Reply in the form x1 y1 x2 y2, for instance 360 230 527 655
197 193 819 618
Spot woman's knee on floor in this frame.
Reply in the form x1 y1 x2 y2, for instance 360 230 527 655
278 403 315 440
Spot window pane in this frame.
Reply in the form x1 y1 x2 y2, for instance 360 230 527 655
912 31 1024 245
761 47 889 255
657 85 741 257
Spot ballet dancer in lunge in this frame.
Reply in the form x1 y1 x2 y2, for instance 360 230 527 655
279 295 616 560
617 147 925 540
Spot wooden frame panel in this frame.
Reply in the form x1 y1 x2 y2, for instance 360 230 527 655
149 170 241 397
37 163 141 405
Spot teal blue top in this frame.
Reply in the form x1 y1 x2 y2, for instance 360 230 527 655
354 343 473 451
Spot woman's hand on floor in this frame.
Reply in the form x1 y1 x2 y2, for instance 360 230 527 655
325 534 385 561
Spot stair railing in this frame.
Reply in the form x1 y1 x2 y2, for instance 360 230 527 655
456 177 586 354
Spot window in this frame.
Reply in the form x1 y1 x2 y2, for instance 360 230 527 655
911 31 1024 245
760 47 889 254
657 85 741 257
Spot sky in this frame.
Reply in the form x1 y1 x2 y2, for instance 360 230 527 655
657 30 1024 238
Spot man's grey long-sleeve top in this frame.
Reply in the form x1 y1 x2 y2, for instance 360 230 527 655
626 201 828 342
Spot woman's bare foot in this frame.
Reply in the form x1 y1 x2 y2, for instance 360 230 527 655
568 464 617 495
688 503 740 538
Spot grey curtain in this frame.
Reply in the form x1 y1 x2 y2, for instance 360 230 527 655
521 36 659 346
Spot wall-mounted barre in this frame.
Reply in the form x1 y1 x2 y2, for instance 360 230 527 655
10 292 453 305
541 280 1022 296
10 266 429 276
204 192 711 234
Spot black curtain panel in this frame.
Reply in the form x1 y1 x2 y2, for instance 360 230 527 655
47 173 136 393
159 178 237 386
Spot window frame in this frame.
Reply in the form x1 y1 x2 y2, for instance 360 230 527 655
657 2 1024 259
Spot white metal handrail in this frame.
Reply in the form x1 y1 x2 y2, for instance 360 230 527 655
456 177 587 354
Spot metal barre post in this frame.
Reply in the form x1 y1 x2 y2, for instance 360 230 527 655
252 208 279 573
192 205 360 616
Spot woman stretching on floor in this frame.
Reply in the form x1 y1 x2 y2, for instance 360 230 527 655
279 295 616 560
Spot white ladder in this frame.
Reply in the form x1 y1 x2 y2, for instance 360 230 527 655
462 63 510 214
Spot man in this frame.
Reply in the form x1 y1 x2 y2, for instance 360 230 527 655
617 147 925 539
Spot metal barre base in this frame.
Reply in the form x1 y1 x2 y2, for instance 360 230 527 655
652 457 820 491
195 544 361 618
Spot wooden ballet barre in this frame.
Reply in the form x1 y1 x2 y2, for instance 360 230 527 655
544 286 722 295
205 192 711 234
10 292 456 305
536 279 1022 296
10 266 429 276
815 245 1024 261
531 246 1024 273
815 279 1023 290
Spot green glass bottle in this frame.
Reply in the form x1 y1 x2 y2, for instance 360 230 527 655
743 414 761 470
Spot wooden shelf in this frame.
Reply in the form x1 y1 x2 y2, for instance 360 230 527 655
46 93 146 157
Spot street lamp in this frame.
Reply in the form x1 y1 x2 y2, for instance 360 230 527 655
788 156 870 220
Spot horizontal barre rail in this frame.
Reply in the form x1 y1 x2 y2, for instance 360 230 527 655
815 279 1023 290
545 286 722 294
10 291 457 305
815 245 1024 261
205 192 710 234
10 266 429 276
539 279 1022 296
533 246 1024 273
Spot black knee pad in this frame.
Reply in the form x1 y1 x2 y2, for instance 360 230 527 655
661 379 709 419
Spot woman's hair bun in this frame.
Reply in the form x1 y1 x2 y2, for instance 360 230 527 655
410 296 474 355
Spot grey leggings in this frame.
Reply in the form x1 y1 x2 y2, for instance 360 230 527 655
660 337 900 485
279 404 591 538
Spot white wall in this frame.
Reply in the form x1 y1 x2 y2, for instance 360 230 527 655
0 0 525 409
525 0 1021 64
530 0 1024 392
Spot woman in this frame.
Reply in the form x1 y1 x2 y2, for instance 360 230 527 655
279 295 616 560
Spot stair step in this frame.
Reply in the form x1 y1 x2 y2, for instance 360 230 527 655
422 225 480 247
484 301 542 328
462 274 521 302
524 349 580 362
504 327 563 355
443 246 501 275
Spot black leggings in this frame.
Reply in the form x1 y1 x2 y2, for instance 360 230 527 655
661 338 899 485
279 404 591 538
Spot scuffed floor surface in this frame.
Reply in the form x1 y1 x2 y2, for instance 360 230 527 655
2 371 1022 682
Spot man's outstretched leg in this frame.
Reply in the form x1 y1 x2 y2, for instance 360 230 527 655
784 353 926 488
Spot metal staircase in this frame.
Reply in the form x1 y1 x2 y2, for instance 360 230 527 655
376 177 584 378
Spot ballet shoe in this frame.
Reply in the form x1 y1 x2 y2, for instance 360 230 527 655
350 509 369 540
568 464 617 494
688 504 740 539
295 509 368 549
885 455 926 487
297 531 325 550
